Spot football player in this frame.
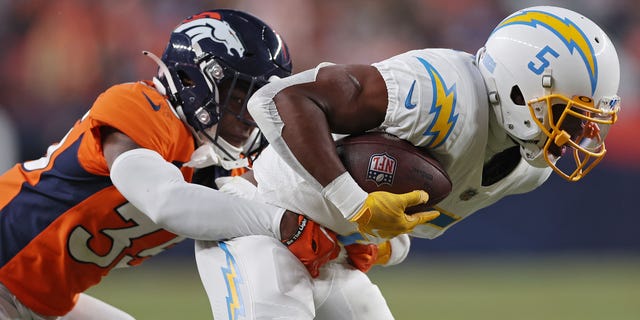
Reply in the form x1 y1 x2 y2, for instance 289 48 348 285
0 9 339 319
196 6 622 319
196 157 411 319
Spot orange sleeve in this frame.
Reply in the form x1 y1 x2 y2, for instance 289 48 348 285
89 82 188 153
79 82 195 176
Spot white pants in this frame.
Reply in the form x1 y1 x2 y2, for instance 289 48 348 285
0 283 134 320
195 235 394 320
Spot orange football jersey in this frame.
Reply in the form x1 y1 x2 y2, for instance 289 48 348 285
0 81 195 316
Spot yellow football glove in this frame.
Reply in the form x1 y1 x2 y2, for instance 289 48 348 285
349 190 439 239
374 240 392 265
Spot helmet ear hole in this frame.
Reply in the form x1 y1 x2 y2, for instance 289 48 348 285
510 85 525 106
177 70 195 87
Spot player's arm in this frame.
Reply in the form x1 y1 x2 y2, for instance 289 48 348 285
249 64 439 238
102 127 286 241
215 171 340 278
250 64 386 187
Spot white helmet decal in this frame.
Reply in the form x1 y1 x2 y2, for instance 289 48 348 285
494 9 598 95
174 18 245 57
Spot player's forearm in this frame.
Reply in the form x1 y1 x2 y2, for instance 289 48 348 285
275 91 347 187
249 78 368 219
248 67 345 189
110 148 283 240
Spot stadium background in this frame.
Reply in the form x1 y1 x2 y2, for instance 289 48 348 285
0 0 638 319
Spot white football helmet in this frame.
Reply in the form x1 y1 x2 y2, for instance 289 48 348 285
476 6 621 181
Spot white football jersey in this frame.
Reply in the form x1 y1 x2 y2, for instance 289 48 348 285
254 49 553 240
373 49 552 238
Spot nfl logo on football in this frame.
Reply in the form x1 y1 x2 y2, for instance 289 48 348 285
366 153 397 186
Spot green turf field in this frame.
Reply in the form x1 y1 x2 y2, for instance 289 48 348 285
87 254 640 319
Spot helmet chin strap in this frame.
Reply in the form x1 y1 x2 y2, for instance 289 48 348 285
183 139 248 170
183 126 248 170
517 139 559 168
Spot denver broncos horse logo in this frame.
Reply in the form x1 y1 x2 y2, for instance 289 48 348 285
175 13 245 57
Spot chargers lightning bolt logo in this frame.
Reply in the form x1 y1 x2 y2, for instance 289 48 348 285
494 9 598 94
416 57 458 148
220 242 245 320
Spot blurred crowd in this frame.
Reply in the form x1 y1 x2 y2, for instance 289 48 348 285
1 0 639 170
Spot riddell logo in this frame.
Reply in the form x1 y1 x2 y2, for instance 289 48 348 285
366 153 397 186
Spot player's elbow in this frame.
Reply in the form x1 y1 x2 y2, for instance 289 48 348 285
247 82 282 127
247 87 269 117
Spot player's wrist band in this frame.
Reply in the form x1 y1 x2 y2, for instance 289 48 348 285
322 172 368 220
282 215 308 246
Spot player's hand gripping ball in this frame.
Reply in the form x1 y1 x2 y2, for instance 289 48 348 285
336 132 452 214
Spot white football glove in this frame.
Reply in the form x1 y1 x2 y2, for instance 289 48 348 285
214 176 258 199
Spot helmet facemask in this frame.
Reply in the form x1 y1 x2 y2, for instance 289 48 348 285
193 57 269 169
529 94 619 181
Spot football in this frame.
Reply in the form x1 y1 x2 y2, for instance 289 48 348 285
335 132 452 213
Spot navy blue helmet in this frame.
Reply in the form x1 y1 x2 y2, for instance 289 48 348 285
146 9 292 166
